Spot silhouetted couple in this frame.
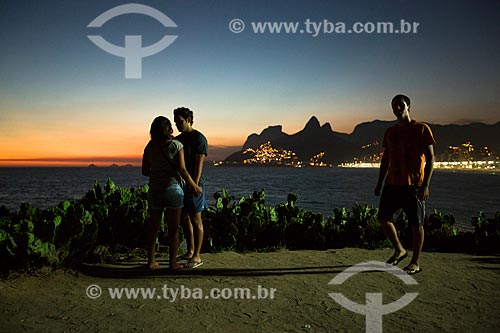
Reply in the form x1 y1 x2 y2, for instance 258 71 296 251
142 107 208 270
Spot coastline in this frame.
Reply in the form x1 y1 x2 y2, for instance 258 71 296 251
0 167 497 234
336 162 498 174
1 162 498 174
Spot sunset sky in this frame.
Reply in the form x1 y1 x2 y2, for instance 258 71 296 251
0 0 499 165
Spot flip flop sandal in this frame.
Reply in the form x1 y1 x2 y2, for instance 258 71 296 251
176 255 192 262
186 260 203 269
386 252 408 265
404 267 423 275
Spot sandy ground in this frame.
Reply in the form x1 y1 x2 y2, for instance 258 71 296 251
1 248 499 332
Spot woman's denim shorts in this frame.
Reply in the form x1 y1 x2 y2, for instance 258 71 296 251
147 183 184 210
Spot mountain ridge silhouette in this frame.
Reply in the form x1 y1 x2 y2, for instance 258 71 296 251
225 117 500 164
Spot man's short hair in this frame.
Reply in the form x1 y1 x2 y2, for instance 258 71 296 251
392 94 411 106
174 107 194 125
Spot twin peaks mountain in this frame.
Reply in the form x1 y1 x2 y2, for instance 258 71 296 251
224 116 500 165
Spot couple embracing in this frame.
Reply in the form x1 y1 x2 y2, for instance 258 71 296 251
142 107 207 270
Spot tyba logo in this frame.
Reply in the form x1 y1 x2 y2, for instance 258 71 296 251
87 3 177 79
328 261 419 333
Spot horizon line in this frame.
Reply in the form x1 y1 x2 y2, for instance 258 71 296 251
1 118 498 167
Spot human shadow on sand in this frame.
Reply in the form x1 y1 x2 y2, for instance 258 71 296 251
468 255 500 270
77 262 351 279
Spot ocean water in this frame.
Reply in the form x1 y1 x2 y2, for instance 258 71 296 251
1 166 498 231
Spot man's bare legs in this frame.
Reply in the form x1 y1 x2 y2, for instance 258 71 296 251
179 211 203 266
406 225 424 271
381 221 425 272
190 212 204 264
180 214 194 259
380 220 407 262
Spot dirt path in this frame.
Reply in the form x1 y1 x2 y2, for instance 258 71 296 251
1 248 499 332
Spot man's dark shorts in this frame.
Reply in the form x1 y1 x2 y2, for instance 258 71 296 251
378 184 425 227
183 184 208 214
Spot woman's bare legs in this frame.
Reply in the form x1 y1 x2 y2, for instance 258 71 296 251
145 210 163 269
165 207 183 270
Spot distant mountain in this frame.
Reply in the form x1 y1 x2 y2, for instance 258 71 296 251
265 116 357 164
225 116 357 164
224 117 500 164
243 125 289 150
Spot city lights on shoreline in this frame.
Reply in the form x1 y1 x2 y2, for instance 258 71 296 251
214 141 499 170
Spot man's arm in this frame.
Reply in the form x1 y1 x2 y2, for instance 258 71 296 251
176 148 202 195
192 132 208 186
418 144 435 200
374 148 389 196
193 153 205 185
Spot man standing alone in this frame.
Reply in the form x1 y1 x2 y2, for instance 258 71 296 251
374 94 435 275
174 107 208 269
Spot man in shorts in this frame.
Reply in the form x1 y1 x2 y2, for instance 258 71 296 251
374 94 435 275
174 107 208 269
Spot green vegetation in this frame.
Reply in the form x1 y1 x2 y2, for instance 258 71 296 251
0 179 499 273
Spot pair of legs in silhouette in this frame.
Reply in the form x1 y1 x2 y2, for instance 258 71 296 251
146 209 203 270
381 221 424 274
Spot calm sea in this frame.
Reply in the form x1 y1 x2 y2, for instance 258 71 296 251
1 166 498 231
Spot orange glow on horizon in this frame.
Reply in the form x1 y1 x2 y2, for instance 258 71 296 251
1 104 361 167
0 156 142 167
